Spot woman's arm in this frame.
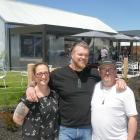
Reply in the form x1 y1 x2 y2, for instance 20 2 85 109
13 102 29 126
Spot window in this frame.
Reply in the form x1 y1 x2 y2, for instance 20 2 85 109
21 35 42 58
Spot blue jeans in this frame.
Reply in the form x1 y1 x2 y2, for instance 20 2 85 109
59 125 92 140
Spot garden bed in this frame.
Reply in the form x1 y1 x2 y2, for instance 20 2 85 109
0 112 22 140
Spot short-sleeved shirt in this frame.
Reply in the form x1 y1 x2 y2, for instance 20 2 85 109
91 82 138 140
21 90 58 140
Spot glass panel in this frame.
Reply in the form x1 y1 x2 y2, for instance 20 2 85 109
48 36 70 67
21 36 33 57
21 35 42 58
34 37 42 57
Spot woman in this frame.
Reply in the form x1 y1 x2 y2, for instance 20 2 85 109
13 62 58 140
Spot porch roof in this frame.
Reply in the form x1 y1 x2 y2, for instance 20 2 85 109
0 0 117 33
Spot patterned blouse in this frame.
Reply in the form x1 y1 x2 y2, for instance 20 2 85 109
21 90 58 140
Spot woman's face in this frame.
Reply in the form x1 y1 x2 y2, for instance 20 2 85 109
34 64 50 86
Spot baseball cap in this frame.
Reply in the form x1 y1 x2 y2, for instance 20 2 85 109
99 59 116 68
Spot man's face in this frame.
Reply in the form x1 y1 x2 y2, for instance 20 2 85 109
71 46 89 70
99 64 116 87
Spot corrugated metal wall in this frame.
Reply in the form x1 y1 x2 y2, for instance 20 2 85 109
0 18 6 67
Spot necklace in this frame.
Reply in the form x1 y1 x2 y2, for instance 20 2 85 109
101 87 112 105
77 78 81 88
100 82 115 105
102 89 108 105
69 65 82 88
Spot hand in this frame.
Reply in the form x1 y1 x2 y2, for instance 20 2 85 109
26 87 38 102
116 78 127 92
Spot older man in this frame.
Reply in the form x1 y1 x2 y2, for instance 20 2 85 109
91 59 138 140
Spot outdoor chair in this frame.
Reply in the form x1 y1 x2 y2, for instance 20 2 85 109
116 61 123 73
116 61 123 78
21 71 28 86
0 68 7 88
128 62 139 77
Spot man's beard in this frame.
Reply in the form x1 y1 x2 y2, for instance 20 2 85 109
102 76 115 87
104 76 111 82
73 60 87 70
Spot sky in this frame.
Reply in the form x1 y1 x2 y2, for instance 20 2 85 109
19 0 140 31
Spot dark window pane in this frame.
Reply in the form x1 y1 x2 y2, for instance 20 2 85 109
21 35 42 58
34 37 42 57
21 36 33 57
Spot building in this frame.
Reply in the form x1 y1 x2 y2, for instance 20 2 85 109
119 30 140 61
0 0 116 70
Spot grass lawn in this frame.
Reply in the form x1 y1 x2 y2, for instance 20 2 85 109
0 71 27 109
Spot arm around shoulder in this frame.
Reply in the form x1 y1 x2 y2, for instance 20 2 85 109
116 78 127 92
26 82 38 102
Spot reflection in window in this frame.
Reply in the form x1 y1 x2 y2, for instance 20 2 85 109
21 35 42 58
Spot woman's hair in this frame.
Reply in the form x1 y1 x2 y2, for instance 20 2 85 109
32 62 49 75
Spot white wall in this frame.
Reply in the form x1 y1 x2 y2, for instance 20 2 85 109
10 34 20 69
0 17 5 66
121 42 140 46
94 38 110 49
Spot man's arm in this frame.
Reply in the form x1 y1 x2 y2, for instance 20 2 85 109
13 102 29 126
26 81 38 102
116 78 126 91
127 115 137 140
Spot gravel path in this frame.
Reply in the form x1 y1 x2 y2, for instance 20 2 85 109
0 118 22 140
